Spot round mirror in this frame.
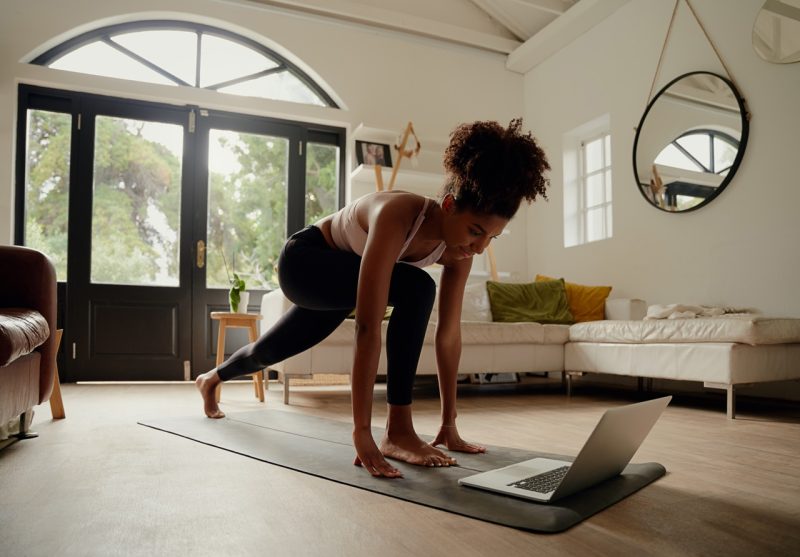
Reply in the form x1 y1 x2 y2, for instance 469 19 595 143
633 71 749 213
752 0 800 64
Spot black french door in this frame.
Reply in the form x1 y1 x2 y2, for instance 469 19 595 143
15 85 344 381
189 110 306 376
69 97 195 380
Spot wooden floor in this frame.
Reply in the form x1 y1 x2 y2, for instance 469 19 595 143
1 379 798 557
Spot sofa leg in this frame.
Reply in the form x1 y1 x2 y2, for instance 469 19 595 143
50 328 66 419
283 376 290 405
565 373 572 397
14 409 38 440
727 385 736 419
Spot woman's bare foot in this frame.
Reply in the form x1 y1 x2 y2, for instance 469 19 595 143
196 370 225 419
353 430 403 478
379 430 457 467
431 424 487 453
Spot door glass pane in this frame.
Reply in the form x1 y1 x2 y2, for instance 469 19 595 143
24 109 71 281
91 116 183 286
305 143 339 225
206 130 288 290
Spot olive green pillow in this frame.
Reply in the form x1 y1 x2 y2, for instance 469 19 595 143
486 279 575 324
347 307 393 320
536 274 612 323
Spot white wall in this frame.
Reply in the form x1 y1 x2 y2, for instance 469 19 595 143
522 0 800 317
0 0 527 277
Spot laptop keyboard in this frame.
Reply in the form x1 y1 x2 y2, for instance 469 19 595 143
508 465 570 493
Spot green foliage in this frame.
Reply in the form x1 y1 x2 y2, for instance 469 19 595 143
228 272 247 312
206 136 338 290
305 143 338 225
232 272 246 292
25 109 339 291
206 132 292 290
90 116 181 284
24 110 72 280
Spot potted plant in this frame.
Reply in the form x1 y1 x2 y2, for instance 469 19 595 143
229 272 248 313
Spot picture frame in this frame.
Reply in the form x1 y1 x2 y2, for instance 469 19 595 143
355 140 392 167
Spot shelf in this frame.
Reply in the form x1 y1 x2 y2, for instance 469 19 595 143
351 123 448 189
350 164 444 195
352 123 448 152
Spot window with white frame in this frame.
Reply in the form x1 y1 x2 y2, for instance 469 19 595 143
563 116 612 247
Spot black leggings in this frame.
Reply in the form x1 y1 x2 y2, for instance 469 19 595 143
215 226 436 405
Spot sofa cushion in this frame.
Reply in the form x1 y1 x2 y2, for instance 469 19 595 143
0 309 50 366
536 274 612 323
322 319 570 346
486 279 574 324
569 315 800 346
460 321 570 345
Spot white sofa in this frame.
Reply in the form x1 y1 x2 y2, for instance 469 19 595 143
259 286 800 418
259 285 641 404
565 315 800 418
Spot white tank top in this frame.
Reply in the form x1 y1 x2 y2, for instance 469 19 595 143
329 197 446 268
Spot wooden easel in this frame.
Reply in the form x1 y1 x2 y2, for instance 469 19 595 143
486 246 499 281
374 122 421 192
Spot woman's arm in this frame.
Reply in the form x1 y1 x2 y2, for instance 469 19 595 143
351 196 418 477
431 254 486 453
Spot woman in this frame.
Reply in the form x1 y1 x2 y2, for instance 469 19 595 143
196 118 550 478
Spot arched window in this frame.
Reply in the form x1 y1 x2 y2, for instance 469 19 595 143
31 20 338 108
654 129 739 176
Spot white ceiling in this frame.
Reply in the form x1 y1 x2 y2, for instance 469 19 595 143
227 0 632 71
469 0 580 42
235 0 581 53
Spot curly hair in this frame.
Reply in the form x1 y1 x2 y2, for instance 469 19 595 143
441 118 550 219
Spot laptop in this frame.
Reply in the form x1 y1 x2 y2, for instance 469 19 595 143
458 396 671 503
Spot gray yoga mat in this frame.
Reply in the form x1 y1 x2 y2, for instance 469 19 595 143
139 410 665 533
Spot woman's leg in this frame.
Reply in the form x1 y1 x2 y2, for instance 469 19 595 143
380 264 456 467
384 264 436 405
216 306 351 381
198 226 360 416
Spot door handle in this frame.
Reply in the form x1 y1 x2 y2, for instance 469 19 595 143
196 240 205 268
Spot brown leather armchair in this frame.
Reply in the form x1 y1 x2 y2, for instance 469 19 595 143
0 245 57 435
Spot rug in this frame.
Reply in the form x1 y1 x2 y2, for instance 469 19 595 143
139 410 666 533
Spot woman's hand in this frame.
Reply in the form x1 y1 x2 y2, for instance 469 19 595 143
431 424 486 454
353 429 403 478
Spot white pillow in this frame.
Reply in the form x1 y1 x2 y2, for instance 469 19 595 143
461 281 492 322
430 281 491 323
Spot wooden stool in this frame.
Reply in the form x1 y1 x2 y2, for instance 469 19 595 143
210 312 265 403
50 329 65 419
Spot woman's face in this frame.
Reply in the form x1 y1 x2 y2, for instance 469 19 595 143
441 197 509 260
